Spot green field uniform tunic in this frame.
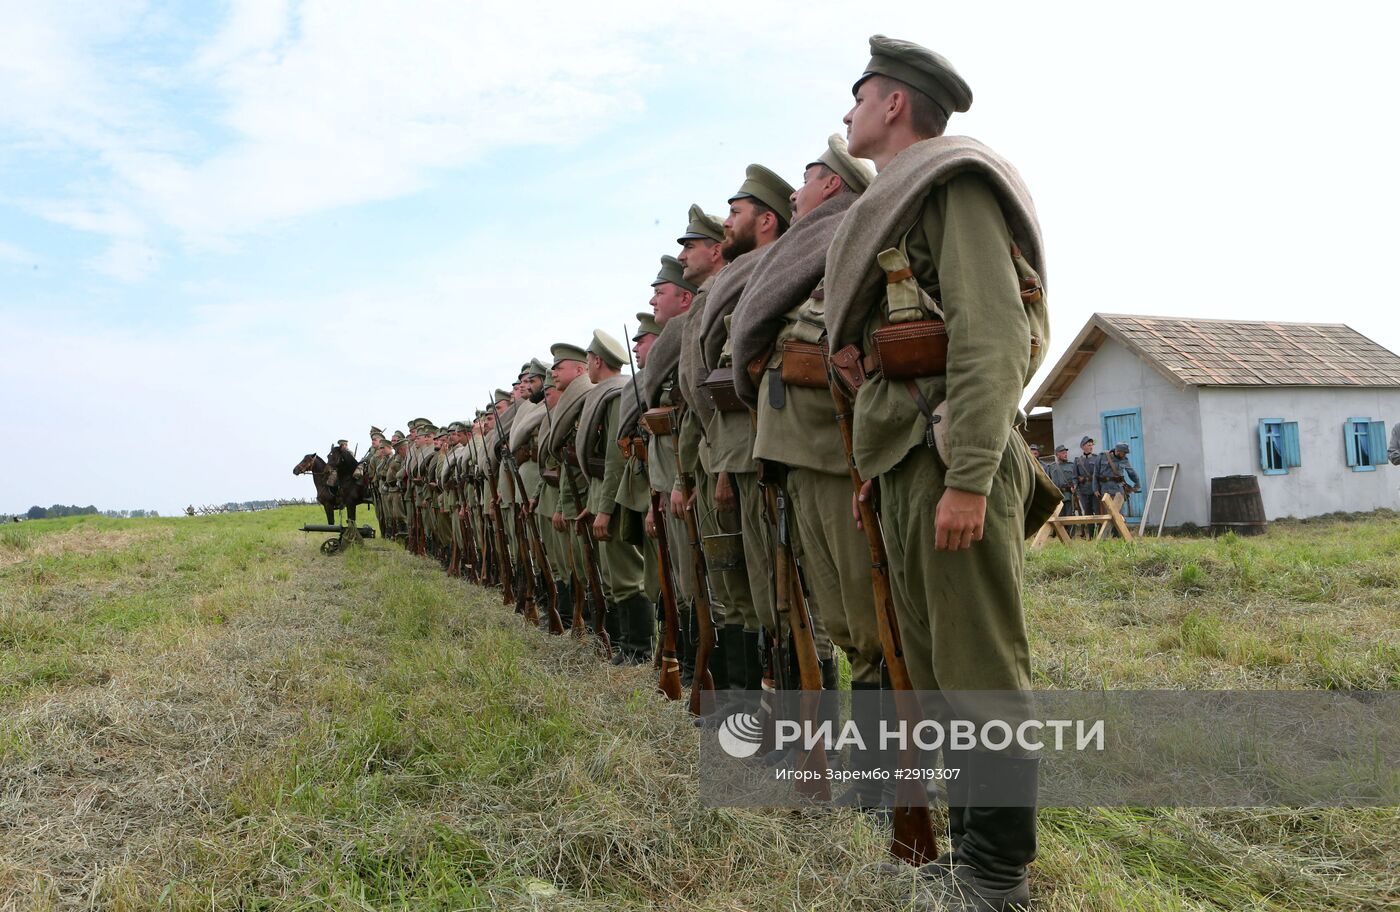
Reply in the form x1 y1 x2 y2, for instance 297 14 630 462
851 174 1044 701
584 394 644 603
751 289 861 675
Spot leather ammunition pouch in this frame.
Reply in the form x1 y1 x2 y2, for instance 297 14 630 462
541 468 560 488
618 436 648 463
562 445 580 469
642 406 676 436
828 344 867 394
587 456 606 479
701 367 746 412
870 319 948 380
512 444 535 464
779 340 829 388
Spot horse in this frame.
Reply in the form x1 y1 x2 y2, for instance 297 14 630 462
325 444 371 527
292 453 339 525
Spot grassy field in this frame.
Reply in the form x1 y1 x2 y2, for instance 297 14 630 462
0 507 1396 910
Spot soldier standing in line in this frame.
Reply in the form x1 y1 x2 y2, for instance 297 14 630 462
544 343 595 633
383 434 408 539
575 330 651 663
691 163 796 693
617 314 664 659
825 36 1053 910
729 133 873 792
367 427 387 537
643 240 716 686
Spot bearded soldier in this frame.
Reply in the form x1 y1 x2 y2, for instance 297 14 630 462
690 164 806 695
825 36 1054 911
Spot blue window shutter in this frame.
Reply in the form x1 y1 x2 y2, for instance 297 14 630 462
1282 422 1301 467
1369 421 1386 463
1345 419 1359 467
1257 419 1270 471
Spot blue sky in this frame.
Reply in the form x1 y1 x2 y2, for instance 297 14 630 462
3 1 1399 516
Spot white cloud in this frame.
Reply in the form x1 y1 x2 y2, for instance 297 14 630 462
0 240 34 264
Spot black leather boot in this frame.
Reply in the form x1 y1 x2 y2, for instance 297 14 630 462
720 624 747 690
929 752 1037 911
708 622 730 691
625 593 656 665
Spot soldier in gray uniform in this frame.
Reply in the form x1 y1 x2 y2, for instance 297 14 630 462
1044 444 1077 518
1073 436 1100 536
1095 442 1140 498
1388 423 1400 465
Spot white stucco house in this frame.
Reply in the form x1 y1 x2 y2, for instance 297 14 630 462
1028 314 1400 527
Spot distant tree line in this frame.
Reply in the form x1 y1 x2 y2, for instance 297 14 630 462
9 505 161 521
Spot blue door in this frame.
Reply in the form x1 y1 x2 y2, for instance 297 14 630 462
1101 408 1145 521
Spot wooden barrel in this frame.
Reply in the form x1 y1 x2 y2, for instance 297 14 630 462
1210 475 1267 535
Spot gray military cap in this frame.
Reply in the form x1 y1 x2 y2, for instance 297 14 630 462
808 133 875 194
652 255 699 294
729 164 796 228
550 342 588 366
1080 435 1094 446
587 329 627 370
493 389 511 403
1055 444 1068 453
677 204 724 244
854 35 973 118
633 311 661 340
1113 442 1130 453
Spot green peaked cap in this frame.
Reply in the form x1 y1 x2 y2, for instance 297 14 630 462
809 133 876 194
652 254 698 294
550 342 588 366
525 358 549 379
677 203 724 244
633 311 661 340
853 35 972 118
587 329 627 370
729 164 795 228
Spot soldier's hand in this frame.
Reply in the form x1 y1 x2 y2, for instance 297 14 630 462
645 506 658 539
852 479 877 529
715 472 736 512
592 512 612 541
935 488 986 551
552 511 566 532
669 489 686 518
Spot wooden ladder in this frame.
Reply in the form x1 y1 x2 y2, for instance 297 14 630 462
1136 463 1179 538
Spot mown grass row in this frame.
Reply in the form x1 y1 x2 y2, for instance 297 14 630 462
1 509 1396 910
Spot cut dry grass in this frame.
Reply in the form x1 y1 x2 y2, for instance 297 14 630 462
0 509 1396 910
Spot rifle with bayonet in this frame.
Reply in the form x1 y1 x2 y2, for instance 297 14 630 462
827 349 939 867
625 324 681 700
483 397 517 606
497 400 562 633
664 411 717 715
759 461 831 800
542 402 589 637
562 441 610 656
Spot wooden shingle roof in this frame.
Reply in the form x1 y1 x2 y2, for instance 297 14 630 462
1029 314 1400 408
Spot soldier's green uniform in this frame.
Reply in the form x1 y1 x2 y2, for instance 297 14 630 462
825 36 1052 911
545 343 596 631
741 136 876 686
577 330 650 662
696 164 795 692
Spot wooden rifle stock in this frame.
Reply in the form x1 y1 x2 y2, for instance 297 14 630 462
650 491 684 701
828 368 939 867
508 453 563 635
562 456 610 655
761 474 831 800
669 436 716 714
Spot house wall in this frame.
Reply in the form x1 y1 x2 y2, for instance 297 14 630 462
1046 338 1208 525
1198 387 1400 519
